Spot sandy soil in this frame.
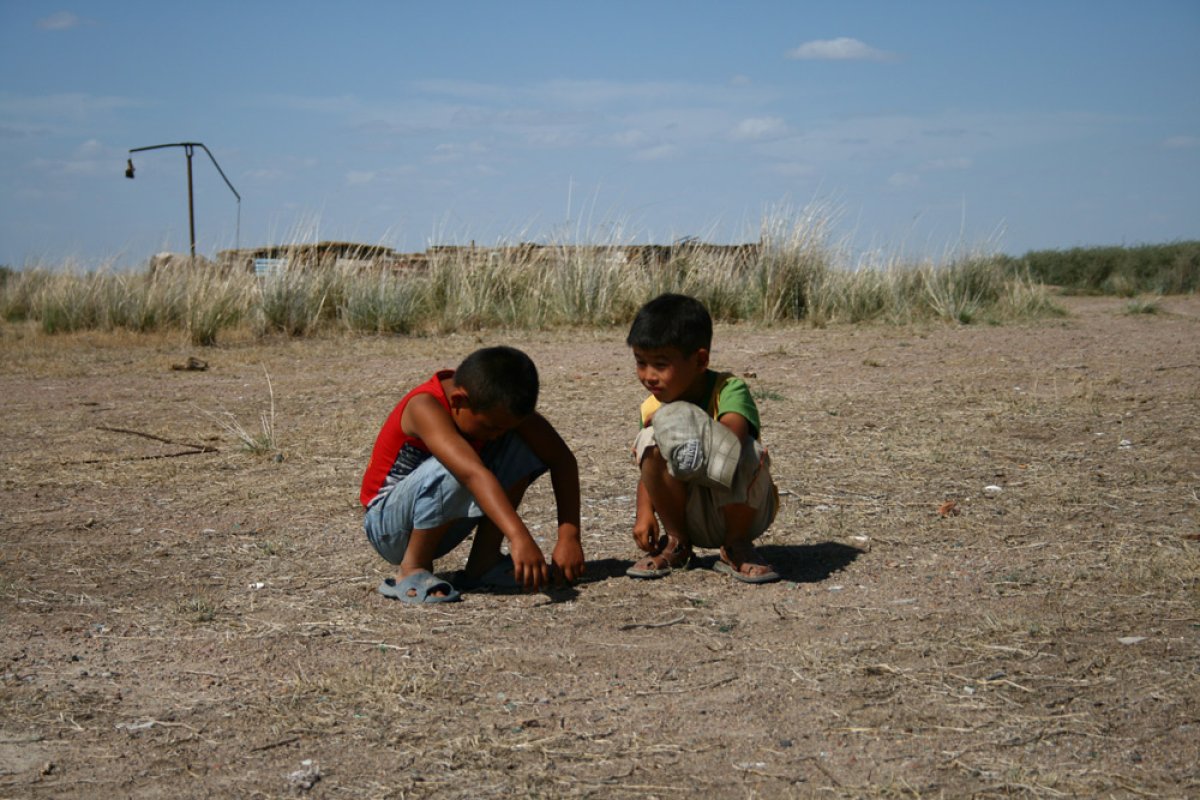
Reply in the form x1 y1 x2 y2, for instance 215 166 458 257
1 295 1197 798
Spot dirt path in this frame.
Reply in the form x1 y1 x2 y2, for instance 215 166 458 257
1 296 1197 798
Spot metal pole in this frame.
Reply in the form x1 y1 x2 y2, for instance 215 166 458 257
128 142 240 259
185 145 196 259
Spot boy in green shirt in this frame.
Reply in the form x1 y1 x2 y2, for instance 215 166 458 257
625 293 781 583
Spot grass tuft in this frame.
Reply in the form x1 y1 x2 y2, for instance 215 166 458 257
205 367 278 454
1124 295 1162 315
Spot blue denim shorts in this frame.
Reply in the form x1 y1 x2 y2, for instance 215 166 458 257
363 431 546 565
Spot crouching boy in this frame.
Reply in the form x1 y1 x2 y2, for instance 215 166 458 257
360 346 584 603
625 294 781 583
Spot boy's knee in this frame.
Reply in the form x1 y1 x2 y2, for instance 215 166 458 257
638 443 674 480
650 403 739 490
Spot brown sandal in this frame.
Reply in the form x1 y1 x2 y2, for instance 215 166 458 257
626 540 693 579
714 548 781 584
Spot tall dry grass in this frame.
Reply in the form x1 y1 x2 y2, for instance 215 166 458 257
0 208 1062 343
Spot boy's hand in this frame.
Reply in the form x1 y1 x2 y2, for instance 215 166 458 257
512 412 582 589
632 516 661 553
551 533 585 584
509 535 551 591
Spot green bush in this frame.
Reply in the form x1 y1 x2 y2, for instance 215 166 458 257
256 268 340 337
1003 241 1199 295
340 271 427 334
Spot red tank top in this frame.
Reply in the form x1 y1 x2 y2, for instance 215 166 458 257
359 370 484 508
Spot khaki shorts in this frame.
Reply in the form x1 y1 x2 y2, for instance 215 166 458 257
633 421 779 549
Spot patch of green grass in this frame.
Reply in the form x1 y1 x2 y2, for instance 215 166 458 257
1124 295 1162 315
175 594 218 623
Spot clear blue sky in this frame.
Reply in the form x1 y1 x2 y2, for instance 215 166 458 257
2 1 1197 267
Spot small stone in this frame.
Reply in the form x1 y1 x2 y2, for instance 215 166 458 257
287 760 321 790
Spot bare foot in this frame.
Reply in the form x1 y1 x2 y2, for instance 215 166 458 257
399 567 450 598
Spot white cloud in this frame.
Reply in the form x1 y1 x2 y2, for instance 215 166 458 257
731 117 787 141
417 77 765 111
772 162 815 178
537 80 694 107
888 172 920 189
28 138 124 177
76 138 104 157
753 110 1104 176
922 156 972 171
632 144 679 162
1162 135 1200 149
0 124 45 138
345 166 414 185
787 37 895 62
37 12 83 30
0 93 139 119
246 168 287 182
429 141 488 163
610 129 650 148
262 94 363 115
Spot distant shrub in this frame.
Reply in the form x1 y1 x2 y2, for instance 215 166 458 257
340 271 426 334
1 269 49 322
1124 296 1162 315
1002 241 1199 295
256 267 342 337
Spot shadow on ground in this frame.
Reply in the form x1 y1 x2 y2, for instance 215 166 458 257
690 542 862 583
582 544 861 585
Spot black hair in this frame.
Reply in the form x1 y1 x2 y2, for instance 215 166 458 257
625 293 713 354
454 346 539 416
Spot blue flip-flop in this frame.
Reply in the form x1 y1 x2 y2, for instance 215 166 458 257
458 554 519 591
377 570 461 604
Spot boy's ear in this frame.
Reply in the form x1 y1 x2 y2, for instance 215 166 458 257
694 347 710 371
448 386 471 410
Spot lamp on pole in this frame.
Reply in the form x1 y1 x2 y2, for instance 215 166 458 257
126 142 241 259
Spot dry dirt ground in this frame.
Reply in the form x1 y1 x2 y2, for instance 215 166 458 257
1 296 1197 799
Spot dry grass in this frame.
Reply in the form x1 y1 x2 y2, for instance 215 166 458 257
1 209 1063 345
203 367 279 453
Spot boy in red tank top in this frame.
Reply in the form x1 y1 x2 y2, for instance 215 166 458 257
361 346 584 603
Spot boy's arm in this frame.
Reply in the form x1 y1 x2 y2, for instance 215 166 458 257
404 394 550 590
717 411 752 442
632 477 660 553
514 412 585 583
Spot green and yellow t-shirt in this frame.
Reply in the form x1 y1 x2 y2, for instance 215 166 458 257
639 370 762 439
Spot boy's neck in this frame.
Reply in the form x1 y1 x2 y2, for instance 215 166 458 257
679 368 711 406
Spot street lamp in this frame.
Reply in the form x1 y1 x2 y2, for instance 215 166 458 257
126 142 241 258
